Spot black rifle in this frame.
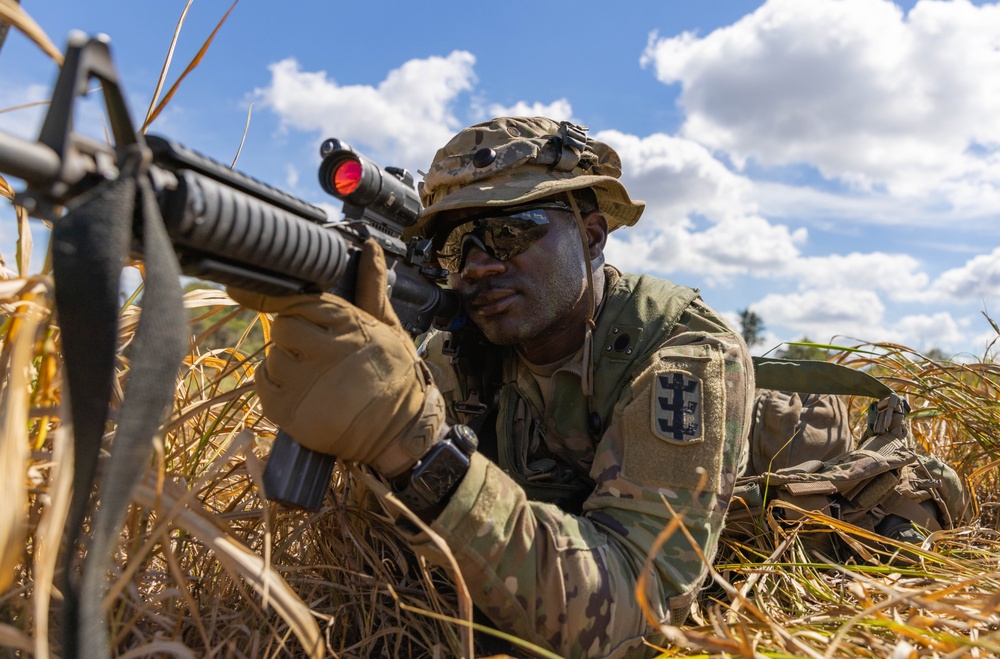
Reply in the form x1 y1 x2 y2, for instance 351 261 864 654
0 32 459 510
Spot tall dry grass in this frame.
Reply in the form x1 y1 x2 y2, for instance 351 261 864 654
2 249 998 659
2 4 1000 658
0 270 475 657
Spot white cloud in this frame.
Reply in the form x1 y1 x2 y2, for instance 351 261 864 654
893 311 968 353
751 179 988 230
254 51 477 170
243 40 995 356
642 0 1000 205
598 130 753 223
926 246 1000 302
633 0 1000 354
748 288 978 353
484 98 575 123
686 216 807 282
598 130 806 282
605 212 807 285
785 252 930 301
593 132 969 307
752 287 886 341
283 163 299 190
605 225 698 276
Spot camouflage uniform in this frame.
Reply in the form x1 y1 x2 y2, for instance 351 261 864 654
402 117 755 657
405 269 752 657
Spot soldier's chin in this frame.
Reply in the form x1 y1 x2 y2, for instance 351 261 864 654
472 316 532 346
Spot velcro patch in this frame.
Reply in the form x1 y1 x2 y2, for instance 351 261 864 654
622 343 727 493
652 371 704 445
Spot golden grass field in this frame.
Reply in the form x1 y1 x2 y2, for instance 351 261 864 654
1 3 999 657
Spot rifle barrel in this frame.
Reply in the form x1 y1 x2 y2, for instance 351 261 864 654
0 130 60 184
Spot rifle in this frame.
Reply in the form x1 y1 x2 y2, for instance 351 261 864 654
1 35 459 512
0 33 468 656
3 31 463 658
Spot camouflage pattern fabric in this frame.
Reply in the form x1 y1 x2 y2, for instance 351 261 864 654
406 270 754 658
726 391 969 558
411 116 645 241
747 389 853 476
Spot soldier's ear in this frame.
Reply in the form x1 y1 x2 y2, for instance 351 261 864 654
584 211 609 261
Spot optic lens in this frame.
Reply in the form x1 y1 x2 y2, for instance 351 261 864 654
332 159 362 195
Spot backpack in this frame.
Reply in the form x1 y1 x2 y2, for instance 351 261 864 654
725 358 969 560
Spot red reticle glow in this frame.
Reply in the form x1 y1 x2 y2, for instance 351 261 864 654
332 159 362 195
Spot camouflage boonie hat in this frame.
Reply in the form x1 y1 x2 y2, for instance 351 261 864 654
413 116 645 238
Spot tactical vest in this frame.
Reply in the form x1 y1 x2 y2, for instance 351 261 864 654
449 270 699 510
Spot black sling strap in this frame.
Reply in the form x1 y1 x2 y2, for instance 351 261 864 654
53 143 186 659
46 38 188 658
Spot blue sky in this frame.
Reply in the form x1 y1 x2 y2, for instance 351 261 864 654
2 0 999 358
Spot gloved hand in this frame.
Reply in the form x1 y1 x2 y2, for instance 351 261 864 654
229 238 446 478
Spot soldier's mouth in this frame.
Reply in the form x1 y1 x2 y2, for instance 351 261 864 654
469 289 519 317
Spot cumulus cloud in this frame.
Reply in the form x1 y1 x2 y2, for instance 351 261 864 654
609 215 805 285
893 312 969 352
598 130 806 282
254 51 477 170
642 0 1000 205
747 287 979 353
752 180 954 230
598 130 753 222
752 287 886 340
785 252 931 301
925 246 1000 302
633 0 1000 353
243 36 994 355
483 98 575 123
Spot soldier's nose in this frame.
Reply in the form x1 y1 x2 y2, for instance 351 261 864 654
460 242 506 281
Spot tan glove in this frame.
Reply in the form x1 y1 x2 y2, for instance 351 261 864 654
229 238 445 477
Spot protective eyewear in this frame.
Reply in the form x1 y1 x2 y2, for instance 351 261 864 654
435 202 571 273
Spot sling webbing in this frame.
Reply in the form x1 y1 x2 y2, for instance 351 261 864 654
53 145 186 658
753 356 893 399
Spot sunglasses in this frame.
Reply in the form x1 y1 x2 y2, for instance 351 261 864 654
435 202 572 274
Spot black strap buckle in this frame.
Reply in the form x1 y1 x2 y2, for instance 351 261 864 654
552 121 588 172
454 389 488 416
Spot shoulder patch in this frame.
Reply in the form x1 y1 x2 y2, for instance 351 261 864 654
652 371 704 445
621 343 727 493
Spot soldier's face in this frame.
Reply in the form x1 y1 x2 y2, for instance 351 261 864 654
442 205 591 359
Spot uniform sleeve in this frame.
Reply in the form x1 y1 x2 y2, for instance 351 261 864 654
405 301 754 658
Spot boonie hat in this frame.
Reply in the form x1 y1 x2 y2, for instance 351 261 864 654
413 116 644 238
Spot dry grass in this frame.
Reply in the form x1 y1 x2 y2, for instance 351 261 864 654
0 263 474 657
2 5 1000 657
1 232 998 659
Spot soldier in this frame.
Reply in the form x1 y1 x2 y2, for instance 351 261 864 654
232 117 755 658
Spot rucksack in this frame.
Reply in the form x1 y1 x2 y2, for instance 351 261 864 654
725 358 969 560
